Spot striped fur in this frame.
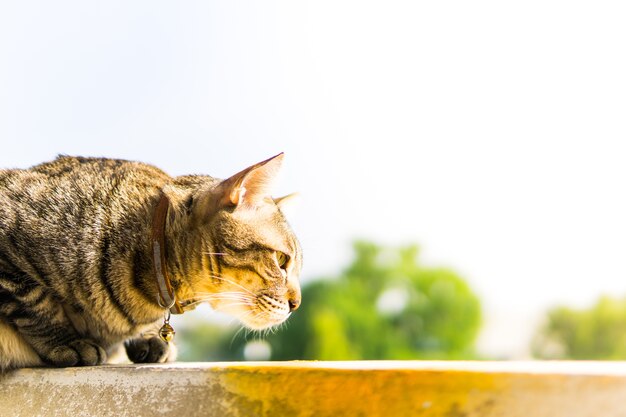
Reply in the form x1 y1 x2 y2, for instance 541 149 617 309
0 154 301 370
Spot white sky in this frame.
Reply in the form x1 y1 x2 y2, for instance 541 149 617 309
1 0 625 357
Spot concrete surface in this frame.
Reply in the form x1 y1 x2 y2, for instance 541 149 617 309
2 361 626 417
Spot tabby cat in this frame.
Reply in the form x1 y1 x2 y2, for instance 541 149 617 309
0 153 301 370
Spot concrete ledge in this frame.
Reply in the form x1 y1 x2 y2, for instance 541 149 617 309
2 361 626 416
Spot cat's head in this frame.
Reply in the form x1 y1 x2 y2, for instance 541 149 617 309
183 153 302 330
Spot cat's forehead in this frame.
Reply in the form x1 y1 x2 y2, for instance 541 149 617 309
230 203 296 252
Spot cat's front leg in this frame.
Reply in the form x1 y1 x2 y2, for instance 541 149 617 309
124 336 177 363
18 319 107 367
12 305 107 367
44 336 107 366
2 290 107 367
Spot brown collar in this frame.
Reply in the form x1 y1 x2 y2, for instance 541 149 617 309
152 193 184 314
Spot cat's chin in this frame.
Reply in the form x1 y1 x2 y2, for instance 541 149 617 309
238 312 292 331
208 294 292 330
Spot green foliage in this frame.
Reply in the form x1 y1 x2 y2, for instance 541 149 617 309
533 296 626 359
177 321 239 361
178 240 483 361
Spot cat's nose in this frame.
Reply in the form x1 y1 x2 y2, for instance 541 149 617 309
286 281 301 312
288 296 301 312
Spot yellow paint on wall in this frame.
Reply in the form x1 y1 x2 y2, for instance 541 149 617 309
3 362 626 417
218 365 501 416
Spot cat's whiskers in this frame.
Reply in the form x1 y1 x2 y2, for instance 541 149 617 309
181 292 254 307
207 274 256 296
233 309 258 323
229 309 264 346
193 300 252 311
183 278 288 332
249 310 272 329
189 291 253 300
183 296 255 309
231 325 247 347
185 295 254 302
191 290 251 296
184 299 252 309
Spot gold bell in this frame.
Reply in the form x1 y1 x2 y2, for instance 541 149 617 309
159 322 175 343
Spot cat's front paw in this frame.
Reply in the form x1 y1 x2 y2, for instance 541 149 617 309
124 337 176 363
46 339 107 367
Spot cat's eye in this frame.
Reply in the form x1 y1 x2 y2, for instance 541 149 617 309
275 251 289 271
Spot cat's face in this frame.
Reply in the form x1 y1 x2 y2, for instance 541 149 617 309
187 154 302 330
203 201 302 329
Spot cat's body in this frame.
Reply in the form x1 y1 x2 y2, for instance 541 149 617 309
0 155 301 370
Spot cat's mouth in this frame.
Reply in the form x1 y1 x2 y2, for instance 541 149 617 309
229 293 292 330
188 292 292 330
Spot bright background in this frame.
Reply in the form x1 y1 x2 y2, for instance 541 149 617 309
1 0 625 358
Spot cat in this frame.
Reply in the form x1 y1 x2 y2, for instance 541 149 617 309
0 153 301 370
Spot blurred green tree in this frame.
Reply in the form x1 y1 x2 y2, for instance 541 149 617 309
178 240 482 361
176 321 238 362
533 295 626 359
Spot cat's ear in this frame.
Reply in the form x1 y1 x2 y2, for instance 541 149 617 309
192 153 284 219
192 153 284 221
220 153 284 207
222 153 284 207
